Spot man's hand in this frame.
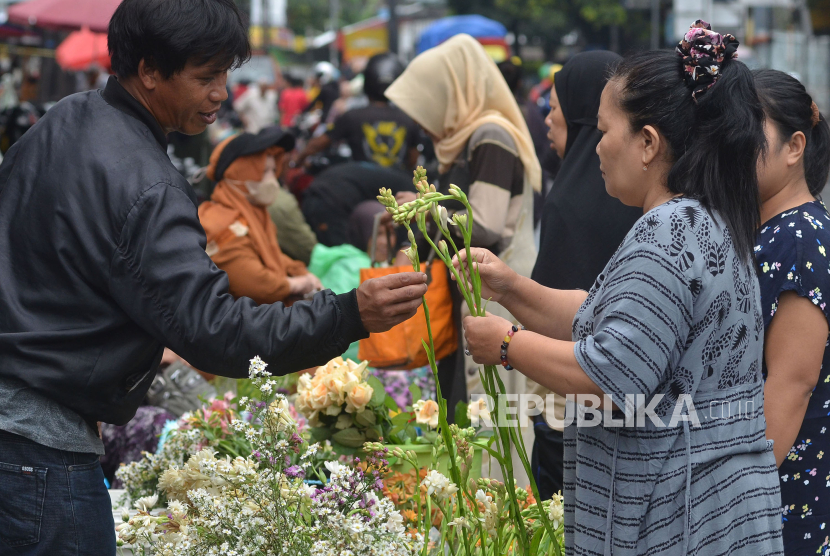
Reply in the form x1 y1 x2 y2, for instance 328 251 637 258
357 272 428 333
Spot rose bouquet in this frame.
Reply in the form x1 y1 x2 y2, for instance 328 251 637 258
294 357 397 453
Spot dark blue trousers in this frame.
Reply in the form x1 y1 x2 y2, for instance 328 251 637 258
0 430 115 556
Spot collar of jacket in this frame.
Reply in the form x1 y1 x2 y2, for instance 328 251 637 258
101 75 168 151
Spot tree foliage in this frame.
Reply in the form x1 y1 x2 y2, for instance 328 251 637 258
285 0 382 35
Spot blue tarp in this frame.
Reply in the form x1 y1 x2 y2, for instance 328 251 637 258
416 15 507 54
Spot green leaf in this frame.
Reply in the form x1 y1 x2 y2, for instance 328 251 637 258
454 401 470 428
421 430 439 443
309 426 332 442
408 384 422 404
354 410 376 427
331 427 367 448
383 395 400 413
470 439 505 465
366 375 387 407
530 526 545 556
365 427 380 441
391 412 411 426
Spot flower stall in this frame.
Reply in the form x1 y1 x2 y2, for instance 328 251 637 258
113 168 564 556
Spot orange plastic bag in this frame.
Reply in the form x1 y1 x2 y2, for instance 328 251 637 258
358 259 457 369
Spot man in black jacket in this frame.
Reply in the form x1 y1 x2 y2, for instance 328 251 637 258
0 2 426 554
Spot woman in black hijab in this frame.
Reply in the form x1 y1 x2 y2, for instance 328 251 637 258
529 51 643 500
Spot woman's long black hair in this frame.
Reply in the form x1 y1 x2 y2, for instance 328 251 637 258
611 50 764 261
754 69 830 196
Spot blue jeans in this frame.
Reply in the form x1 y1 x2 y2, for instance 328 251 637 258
0 430 115 556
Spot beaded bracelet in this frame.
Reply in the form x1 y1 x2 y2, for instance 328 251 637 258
500 325 525 370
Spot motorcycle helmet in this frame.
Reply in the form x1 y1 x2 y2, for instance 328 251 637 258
363 52 404 102
313 61 339 85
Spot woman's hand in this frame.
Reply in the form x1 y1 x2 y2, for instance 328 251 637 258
288 274 320 296
462 313 515 366
452 248 519 305
307 273 323 291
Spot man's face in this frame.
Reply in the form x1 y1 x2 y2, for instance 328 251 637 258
153 61 228 135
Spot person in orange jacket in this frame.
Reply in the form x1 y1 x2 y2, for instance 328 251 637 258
199 128 322 304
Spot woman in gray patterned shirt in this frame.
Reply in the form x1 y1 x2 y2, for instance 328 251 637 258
460 21 784 556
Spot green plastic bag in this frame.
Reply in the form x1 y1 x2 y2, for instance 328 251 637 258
308 243 372 361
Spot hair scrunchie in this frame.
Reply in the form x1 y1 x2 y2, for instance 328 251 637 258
811 101 821 128
676 20 739 103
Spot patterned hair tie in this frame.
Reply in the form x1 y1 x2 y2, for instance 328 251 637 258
675 20 739 103
811 101 821 128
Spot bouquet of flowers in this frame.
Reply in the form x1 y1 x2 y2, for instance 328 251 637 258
116 357 423 556
377 167 563 555
116 381 331 507
294 357 397 452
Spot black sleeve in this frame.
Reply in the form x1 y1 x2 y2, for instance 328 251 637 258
326 111 351 142
108 181 368 378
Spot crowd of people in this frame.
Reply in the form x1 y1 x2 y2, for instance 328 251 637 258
0 0 829 554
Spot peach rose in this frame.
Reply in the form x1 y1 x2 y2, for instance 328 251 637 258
345 383 374 414
414 399 440 429
309 381 331 410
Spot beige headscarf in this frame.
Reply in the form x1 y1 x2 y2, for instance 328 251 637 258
385 34 541 192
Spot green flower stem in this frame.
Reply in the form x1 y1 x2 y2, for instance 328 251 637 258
404 223 472 556
481 364 528 552
390 177 562 555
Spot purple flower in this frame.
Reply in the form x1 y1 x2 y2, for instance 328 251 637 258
285 465 305 479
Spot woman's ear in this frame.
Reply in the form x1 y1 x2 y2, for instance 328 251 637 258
786 131 807 168
641 124 662 167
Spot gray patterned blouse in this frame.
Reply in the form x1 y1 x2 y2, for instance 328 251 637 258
564 197 783 555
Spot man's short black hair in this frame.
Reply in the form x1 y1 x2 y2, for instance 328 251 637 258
108 0 251 79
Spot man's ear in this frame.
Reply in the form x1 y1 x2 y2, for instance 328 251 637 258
137 59 159 91
641 124 663 167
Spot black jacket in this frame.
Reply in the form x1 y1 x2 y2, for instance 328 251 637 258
0 77 367 425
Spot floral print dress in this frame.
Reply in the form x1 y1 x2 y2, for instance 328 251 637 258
756 200 830 555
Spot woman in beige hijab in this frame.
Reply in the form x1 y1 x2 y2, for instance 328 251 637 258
386 33 539 274
386 35 539 470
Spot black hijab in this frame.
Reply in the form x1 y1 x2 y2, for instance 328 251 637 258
531 51 643 291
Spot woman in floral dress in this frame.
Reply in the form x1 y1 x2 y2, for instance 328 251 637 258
754 69 830 555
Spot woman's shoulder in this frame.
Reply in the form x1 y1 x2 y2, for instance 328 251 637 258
756 201 830 259
626 197 718 250
756 201 830 309
469 122 518 155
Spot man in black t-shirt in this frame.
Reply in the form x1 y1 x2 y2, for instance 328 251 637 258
294 53 420 172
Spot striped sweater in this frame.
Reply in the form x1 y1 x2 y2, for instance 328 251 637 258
565 197 783 555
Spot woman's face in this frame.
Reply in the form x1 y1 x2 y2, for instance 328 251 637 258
545 86 568 159
596 80 651 207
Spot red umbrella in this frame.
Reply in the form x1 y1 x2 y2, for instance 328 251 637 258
56 27 110 71
8 0 123 33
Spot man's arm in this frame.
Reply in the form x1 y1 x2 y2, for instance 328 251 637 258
294 133 332 167
108 182 425 378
